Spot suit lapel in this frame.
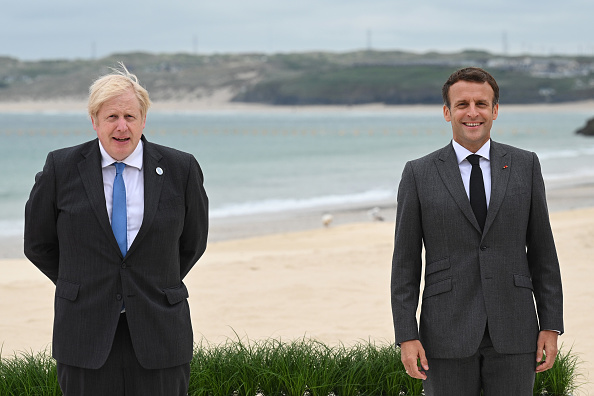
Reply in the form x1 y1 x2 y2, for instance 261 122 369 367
126 137 164 257
77 139 122 254
483 141 511 237
435 143 482 232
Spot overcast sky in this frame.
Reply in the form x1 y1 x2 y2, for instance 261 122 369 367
1 1 592 61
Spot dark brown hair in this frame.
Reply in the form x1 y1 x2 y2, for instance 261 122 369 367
442 67 499 109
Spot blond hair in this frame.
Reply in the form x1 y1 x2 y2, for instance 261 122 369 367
88 62 151 122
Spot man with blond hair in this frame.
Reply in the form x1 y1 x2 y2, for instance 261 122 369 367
25 63 208 395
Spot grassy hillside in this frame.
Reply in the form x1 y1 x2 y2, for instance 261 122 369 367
233 65 452 105
1 50 593 105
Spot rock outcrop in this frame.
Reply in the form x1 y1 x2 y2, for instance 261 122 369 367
576 117 594 136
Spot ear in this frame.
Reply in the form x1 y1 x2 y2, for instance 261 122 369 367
91 116 98 131
492 103 499 120
141 115 147 129
443 105 451 122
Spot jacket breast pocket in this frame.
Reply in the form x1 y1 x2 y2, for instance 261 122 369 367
155 195 185 234
163 283 189 305
56 279 80 301
158 195 184 211
507 188 529 197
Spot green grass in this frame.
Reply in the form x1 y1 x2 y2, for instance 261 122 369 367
0 339 584 396
0 348 61 396
534 346 584 396
234 65 451 105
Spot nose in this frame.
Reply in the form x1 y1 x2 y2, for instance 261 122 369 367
467 104 479 117
116 117 128 131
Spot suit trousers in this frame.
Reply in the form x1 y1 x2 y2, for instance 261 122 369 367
57 313 191 396
423 327 536 396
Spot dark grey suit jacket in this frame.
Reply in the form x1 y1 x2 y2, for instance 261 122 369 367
24 135 208 369
391 140 563 359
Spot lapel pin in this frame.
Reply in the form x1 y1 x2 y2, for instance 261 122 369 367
156 167 163 175
503 165 508 169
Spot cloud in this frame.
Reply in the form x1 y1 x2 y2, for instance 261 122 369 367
0 0 592 60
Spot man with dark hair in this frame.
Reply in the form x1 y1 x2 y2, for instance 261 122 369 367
441 67 500 109
24 63 208 395
391 67 563 395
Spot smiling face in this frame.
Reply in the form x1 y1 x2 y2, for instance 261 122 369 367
92 89 146 161
443 80 498 152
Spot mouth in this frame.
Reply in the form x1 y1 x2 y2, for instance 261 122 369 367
463 122 483 127
113 137 130 142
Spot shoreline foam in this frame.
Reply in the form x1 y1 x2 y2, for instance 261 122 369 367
3 181 594 259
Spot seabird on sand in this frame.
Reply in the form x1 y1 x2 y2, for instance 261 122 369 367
321 213 333 227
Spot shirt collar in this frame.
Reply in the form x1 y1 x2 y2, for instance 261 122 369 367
452 139 491 165
99 139 144 170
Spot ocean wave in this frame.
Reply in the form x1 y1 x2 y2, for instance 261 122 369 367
0 219 24 237
537 146 594 160
544 168 594 183
210 189 395 218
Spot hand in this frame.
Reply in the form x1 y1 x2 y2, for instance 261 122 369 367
535 330 559 373
400 339 429 380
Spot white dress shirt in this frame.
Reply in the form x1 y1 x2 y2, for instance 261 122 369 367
452 139 491 208
99 140 145 252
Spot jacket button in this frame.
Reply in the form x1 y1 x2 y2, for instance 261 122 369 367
480 246 488 251
121 262 126 269
116 294 122 301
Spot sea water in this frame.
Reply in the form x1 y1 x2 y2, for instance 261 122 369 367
1 107 593 237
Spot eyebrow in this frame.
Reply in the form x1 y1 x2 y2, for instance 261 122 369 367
454 99 491 106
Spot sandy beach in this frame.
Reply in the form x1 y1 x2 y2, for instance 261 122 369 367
1 200 593 394
1 98 594 114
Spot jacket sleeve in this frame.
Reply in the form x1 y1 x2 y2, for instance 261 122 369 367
24 152 60 284
526 152 564 334
391 161 424 345
179 154 209 280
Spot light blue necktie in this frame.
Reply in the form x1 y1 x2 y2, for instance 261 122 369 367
112 162 127 256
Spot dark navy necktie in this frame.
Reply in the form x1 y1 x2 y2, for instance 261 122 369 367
112 162 127 256
467 154 487 231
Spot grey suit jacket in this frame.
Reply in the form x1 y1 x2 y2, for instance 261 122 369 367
391 140 563 359
24 135 208 369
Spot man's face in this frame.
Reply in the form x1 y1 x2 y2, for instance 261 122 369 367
443 81 498 152
92 89 146 161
